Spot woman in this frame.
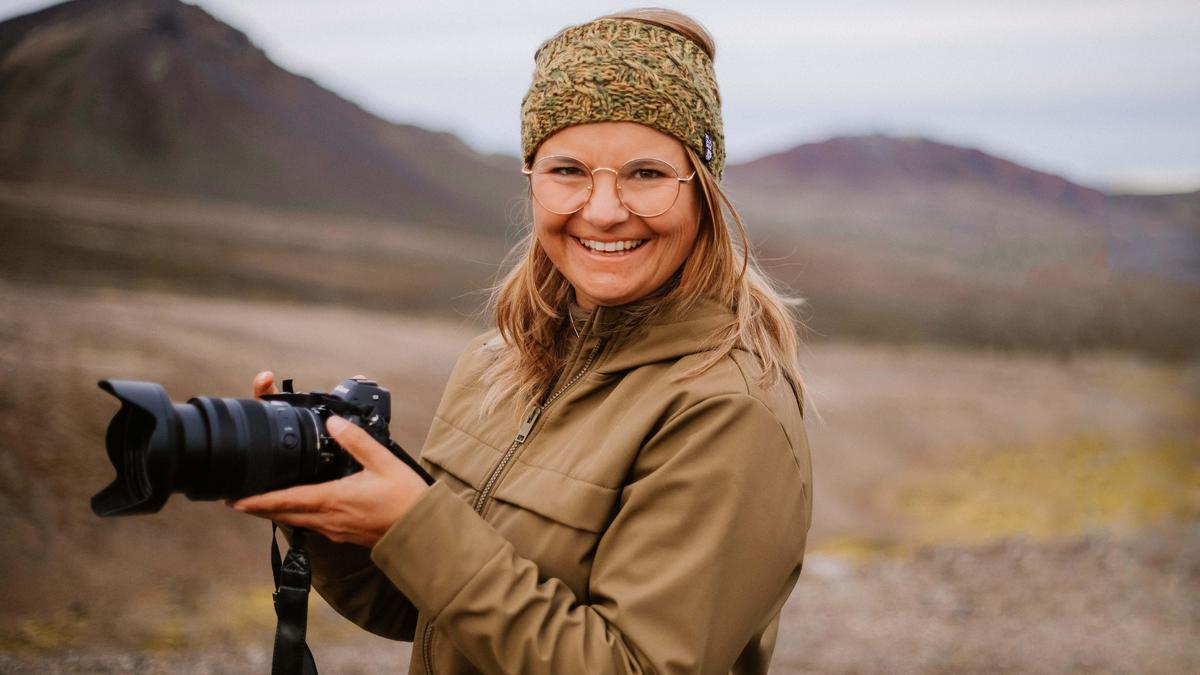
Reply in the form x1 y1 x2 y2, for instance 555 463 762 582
234 9 813 674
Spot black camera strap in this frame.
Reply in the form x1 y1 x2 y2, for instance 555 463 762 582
271 524 318 675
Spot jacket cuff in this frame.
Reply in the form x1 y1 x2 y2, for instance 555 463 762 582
369 481 508 618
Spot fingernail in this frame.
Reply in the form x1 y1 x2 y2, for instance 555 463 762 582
326 416 348 434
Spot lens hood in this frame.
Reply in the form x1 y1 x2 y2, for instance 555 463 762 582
93 380 176 516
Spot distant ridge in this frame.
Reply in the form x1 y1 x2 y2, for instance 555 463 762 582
0 0 523 231
731 134 1107 215
725 133 1198 287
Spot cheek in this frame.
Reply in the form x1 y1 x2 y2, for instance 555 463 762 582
532 213 571 265
532 211 560 243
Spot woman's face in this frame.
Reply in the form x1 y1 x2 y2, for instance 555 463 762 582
531 121 701 309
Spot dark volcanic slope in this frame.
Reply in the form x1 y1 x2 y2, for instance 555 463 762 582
0 0 523 232
723 135 1200 359
732 134 1107 214
726 134 1200 287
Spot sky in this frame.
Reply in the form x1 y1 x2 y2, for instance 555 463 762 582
2 0 1199 194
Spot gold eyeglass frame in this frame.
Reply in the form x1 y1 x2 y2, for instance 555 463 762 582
522 155 698 218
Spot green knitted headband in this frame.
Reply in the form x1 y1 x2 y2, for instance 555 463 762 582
521 18 726 180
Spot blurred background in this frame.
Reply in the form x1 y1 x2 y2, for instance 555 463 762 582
0 0 1197 673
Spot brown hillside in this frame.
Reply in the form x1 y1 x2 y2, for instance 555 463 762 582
0 0 524 233
733 134 1107 214
723 136 1200 359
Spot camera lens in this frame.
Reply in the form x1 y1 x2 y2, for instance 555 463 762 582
92 380 325 516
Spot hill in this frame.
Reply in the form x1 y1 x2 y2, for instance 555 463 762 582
724 135 1200 359
0 0 524 232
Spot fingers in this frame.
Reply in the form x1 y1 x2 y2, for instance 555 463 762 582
229 499 349 542
326 416 393 471
253 371 279 399
265 511 337 534
233 482 334 514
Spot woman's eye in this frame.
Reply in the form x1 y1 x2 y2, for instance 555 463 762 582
549 166 586 176
634 169 665 179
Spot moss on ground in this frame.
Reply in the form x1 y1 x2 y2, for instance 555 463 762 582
892 435 1200 546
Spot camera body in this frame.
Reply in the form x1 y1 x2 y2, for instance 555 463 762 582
261 377 395 483
92 376 432 517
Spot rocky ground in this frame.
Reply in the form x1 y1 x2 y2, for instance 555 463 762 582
2 284 1197 673
3 526 1196 674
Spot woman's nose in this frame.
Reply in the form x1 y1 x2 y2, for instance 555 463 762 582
581 170 629 226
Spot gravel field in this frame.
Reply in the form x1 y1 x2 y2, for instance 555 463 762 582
2 284 1197 673
3 527 1196 674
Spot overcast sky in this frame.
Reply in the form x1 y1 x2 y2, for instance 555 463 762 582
3 0 1199 193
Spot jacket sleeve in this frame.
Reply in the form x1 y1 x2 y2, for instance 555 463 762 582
369 392 812 674
280 526 418 641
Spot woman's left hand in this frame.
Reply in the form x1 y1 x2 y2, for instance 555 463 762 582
230 416 429 548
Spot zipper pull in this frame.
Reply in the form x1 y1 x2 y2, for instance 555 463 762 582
515 405 542 444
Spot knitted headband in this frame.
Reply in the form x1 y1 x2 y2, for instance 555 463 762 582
520 18 726 180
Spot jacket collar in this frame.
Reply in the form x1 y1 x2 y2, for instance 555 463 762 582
589 297 736 374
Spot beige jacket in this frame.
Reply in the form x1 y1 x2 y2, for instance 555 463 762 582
302 298 813 674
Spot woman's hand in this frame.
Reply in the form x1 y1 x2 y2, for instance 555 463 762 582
252 370 280 399
230 371 430 548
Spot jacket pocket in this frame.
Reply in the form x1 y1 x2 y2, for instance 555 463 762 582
422 418 618 533
490 462 618 534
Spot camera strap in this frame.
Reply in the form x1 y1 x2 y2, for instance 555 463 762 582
271 524 318 675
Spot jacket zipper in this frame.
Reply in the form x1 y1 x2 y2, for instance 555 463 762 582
473 338 603 515
421 338 604 674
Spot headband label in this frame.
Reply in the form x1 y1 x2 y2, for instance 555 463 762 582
703 133 714 163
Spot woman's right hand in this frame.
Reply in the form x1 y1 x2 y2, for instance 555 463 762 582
252 371 280 399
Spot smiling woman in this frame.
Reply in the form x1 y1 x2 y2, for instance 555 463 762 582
530 121 702 309
236 7 813 675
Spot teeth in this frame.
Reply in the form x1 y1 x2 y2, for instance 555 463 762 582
579 238 646 252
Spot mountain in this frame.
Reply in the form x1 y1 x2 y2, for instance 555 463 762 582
731 134 1108 213
726 134 1198 285
724 136 1199 359
0 0 523 232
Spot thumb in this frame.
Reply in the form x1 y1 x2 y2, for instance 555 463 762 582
326 416 393 471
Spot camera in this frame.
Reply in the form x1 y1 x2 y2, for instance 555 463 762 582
92 376 432 517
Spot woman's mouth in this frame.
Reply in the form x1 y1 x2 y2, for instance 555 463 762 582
574 237 648 256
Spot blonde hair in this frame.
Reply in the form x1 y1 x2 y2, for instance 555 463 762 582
480 9 808 419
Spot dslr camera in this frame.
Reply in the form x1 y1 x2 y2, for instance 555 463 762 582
92 376 432 516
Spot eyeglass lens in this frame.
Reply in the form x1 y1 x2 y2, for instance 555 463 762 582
528 157 685 217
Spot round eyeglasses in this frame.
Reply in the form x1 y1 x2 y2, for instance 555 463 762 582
522 155 697 218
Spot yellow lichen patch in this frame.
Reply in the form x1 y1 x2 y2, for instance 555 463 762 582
890 435 1200 546
214 584 277 639
811 534 910 562
0 612 88 652
121 585 278 652
144 617 188 652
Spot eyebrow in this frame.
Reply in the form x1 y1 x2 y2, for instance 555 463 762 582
538 151 687 167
